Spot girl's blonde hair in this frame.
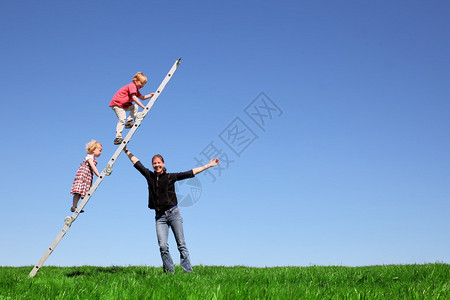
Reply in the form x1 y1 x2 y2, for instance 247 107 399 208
86 140 101 154
133 72 147 85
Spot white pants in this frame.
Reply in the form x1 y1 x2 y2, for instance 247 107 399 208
112 105 138 138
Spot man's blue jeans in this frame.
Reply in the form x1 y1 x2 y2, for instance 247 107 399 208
155 207 192 273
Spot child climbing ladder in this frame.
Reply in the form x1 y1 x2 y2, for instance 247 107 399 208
28 58 182 278
109 72 155 145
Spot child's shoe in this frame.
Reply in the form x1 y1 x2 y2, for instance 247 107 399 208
70 207 84 213
125 120 135 128
114 138 123 145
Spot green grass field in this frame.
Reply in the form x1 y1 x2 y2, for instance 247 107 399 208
1 264 448 299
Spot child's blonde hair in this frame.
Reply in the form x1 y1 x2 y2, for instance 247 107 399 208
86 140 101 154
133 72 147 85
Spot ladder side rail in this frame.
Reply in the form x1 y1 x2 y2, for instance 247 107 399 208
28 224 71 277
136 58 181 121
28 58 181 278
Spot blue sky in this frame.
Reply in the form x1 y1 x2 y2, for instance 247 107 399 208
1 0 449 268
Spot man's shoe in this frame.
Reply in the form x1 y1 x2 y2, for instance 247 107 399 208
114 138 123 145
